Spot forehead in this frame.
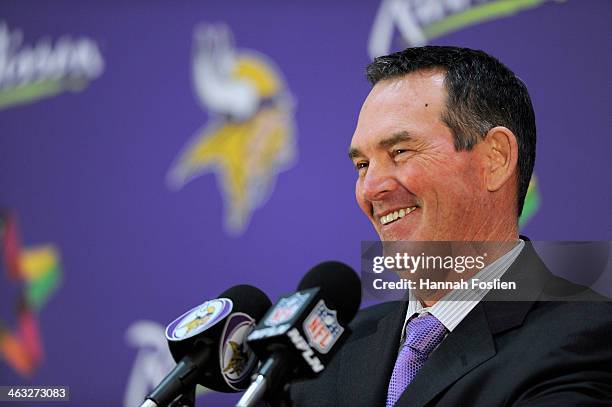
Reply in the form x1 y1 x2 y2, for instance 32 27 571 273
350 70 448 151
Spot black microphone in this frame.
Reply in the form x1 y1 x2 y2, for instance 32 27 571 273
237 261 362 407
140 285 272 407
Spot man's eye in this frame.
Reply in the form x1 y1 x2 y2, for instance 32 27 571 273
355 162 368 170
393 149 407 156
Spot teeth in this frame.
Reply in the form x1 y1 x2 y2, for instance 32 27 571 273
380 207 417 225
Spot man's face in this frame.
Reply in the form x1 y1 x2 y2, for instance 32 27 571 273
349 70 488 241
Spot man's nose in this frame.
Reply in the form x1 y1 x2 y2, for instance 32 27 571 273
361 161 398 201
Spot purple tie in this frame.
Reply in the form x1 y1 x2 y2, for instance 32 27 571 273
386 313 447 407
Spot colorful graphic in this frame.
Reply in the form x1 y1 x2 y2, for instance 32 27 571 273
224 341 248 374
0 211 62 376
165 298 232 341
264 291 310 327
303 300 344 354
178 305 216 336
369 0 555 58
219 313 257 390
167 23 297 235
519 176 540 228
0 22 104 110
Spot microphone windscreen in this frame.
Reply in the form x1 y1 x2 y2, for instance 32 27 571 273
218 284 272 320
163 285 272 394
297 261 362 325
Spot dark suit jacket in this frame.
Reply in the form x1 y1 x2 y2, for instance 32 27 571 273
290 242 612 406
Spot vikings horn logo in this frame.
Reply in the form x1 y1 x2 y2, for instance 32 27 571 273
177 305 215 336
223 340 248 376
167 24 296 235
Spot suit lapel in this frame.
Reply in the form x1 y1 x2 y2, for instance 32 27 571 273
338 302 407 406
396 240 548 406
396 303 495 406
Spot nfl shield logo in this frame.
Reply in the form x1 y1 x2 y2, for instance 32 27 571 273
303 300 344 354
264 291 310 326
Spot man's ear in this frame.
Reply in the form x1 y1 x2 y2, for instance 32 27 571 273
482 126 519 192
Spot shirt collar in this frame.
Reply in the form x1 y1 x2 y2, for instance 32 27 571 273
401 239 525 340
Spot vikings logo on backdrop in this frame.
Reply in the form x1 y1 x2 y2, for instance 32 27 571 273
368 0 556 58
0 22 104 110
167 24 297 235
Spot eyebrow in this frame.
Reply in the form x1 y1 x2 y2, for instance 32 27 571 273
348 131 415 160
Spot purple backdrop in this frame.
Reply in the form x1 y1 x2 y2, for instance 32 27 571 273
1 1 610 406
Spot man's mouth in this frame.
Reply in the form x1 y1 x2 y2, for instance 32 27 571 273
379 206 417 226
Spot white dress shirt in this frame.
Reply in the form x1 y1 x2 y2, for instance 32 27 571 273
400 239 525 342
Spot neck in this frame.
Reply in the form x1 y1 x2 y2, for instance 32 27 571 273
465 213 519 242
415 236 521 307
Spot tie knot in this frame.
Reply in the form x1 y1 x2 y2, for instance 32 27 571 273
404 313 447 354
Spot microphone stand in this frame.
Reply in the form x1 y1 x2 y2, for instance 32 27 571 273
168 386 196 407
140 346 211 407
237 351 292 407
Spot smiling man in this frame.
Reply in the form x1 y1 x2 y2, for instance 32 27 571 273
349 48 530 243
290 46 612 407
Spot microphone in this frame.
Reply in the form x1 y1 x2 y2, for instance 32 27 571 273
140 285 272 407
237 261 362 407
